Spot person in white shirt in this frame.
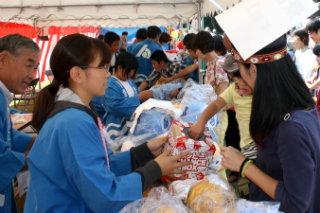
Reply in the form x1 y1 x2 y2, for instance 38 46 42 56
293 28 317 80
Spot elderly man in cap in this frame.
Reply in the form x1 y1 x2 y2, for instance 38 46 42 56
0 34 40 213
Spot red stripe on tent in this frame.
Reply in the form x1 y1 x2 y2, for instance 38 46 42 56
35 41 46 79
41 35 53 82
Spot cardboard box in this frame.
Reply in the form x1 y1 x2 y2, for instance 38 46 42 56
162 120 218 180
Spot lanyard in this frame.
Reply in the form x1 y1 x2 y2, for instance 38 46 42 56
97 118 110 170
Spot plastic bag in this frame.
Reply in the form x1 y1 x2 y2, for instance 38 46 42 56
185 172 237 212
180 101 219 142
150 79 185 100
131 107 173 137
235 199 281 213
107 132 167 154
189 188 236 213
120 187 192 213
130 99 183 135
177 78 197 99
209 155 224 172
178 84 217 111
168 179 198 201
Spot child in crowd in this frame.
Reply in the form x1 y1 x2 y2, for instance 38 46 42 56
159 32 172 51
188 68 256 198
192 32 230 147
188 69 256 159
104 52 153 140
104 32 120 74
138 50 188 91
25 34 190 213
131 26 163 86
120 31 128 52
184 33 199 83
306 42 320 117
127 28 148 53
91 32 120 121
168 41 199 98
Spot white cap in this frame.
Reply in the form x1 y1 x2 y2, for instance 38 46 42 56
216 0 318 61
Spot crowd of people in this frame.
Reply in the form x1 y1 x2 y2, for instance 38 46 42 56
1 17 320 213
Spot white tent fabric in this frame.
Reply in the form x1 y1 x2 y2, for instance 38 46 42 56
202 0 242 15
35 18 181 28
0 0 199 27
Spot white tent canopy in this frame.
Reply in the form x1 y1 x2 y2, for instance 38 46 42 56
202 0 243 15
0 0 202 27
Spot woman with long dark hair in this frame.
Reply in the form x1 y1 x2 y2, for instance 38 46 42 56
24 34 190 213
221 35 320 213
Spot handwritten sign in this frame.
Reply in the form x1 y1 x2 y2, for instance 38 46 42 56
216 0 318 60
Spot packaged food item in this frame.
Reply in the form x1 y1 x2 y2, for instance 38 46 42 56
120 187 192 213
168 179 198 200
162 120 218 180
180 101 219 143
186 181 236 213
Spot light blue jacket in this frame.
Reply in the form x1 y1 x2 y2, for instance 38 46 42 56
130 39 163 86
104 77 141 140
24 106 142 213
0 89 33 213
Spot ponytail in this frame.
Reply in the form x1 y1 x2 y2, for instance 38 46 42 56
32 80 60 132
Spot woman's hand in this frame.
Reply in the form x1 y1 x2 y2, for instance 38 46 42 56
155 149 192 178
220 146 246 172
147 136 167 156
188 122 205 140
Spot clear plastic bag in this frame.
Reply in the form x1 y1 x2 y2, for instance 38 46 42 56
235 199 281 213
184 172 237 212
180 101 219 143
178 84 217 111
120 186 192 213
209 155 225 172
131 107 174 137
168 179 198 201
189 188 236 213
107 132 167 154
150 79 185 100
177 78 198 98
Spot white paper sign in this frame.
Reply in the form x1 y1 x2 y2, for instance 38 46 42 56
216 0 318 60
17 170 30 198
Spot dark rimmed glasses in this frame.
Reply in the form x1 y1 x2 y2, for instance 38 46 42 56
67 64 110 73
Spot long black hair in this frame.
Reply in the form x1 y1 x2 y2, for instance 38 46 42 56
247 54 314 145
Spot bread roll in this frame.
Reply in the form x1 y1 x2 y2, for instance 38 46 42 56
186 181 221 207
187 182 235 213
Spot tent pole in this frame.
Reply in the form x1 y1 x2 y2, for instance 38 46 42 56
180 19 183 42
34 18 41 89
195 0 203 84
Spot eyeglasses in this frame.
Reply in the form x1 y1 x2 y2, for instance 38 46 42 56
67 64 110 73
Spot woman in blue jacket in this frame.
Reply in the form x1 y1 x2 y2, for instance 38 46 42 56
24 34 190 213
